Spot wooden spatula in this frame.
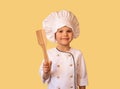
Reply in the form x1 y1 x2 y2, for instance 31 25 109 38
36 30 49 63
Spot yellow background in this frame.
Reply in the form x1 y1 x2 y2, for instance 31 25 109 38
0 0 120 89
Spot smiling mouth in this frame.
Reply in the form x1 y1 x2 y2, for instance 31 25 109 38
62 38 69 40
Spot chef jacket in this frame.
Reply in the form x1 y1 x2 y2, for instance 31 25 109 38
39 48 88 89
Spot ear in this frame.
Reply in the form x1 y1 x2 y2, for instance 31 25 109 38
55 33 57 40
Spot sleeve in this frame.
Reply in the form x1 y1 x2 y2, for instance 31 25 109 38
77 53 88 86
39 60 51 83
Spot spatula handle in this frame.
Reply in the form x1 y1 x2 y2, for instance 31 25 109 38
36 30 49 63
42 44 49 63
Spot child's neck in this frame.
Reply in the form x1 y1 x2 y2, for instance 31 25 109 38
56 45 71 52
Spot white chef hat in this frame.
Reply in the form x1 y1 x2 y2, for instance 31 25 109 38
42 10 80 42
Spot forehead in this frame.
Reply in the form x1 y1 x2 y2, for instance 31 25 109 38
57 26 72 30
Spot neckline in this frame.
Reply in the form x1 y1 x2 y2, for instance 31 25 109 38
56 47 72 53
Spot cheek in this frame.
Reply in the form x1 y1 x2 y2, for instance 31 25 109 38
69 33 74 38
55 33 60 40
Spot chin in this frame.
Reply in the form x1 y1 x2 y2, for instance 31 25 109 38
61 42 70 46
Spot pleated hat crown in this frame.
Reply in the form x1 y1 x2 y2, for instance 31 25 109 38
42 10 80 42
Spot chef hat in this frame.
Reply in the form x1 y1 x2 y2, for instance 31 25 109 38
42 10 80 42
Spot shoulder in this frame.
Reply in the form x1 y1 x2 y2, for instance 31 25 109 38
71 48 83 55
47 48 57 55
47 48 56 52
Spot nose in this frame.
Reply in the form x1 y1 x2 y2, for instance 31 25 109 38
63 32 68 36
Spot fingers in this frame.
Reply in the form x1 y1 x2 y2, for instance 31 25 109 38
43 61 52 66
43 62 49 66
43 61 52 73
43 67 50 73
49 61 52 66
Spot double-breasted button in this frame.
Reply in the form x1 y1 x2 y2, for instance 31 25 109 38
69 64 73 66
57 65 60 67
70 86 73 88
57 76 60 79
68 54 71 57
70 75 73 78
57 54 59 56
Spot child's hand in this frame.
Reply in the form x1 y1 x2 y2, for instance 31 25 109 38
43 61 52 74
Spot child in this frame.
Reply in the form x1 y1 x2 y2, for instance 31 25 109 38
39 10 88 89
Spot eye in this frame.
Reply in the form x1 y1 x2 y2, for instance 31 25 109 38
58 30 63 33
67 30 72 33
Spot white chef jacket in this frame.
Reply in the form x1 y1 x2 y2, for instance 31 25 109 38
39 48 88 89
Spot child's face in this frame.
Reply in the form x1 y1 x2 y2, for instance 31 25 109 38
55 26 73 46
